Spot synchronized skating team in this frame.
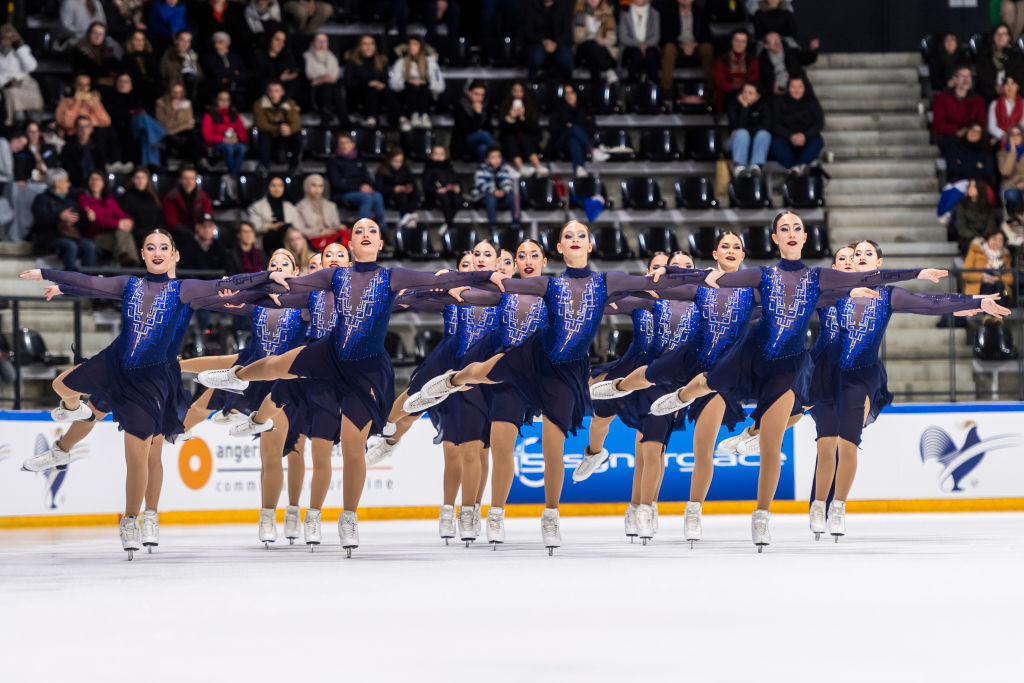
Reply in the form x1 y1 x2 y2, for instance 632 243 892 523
18 213 1010 558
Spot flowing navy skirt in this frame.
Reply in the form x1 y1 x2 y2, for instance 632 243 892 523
408 336 459 397
64 345 190 442
273 375 343 453
835 361 893 446
454 329 541 431
807 343 841 440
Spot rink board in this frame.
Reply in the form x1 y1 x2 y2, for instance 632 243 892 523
1 403 1023 524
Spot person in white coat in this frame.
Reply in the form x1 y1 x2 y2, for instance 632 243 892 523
388 37 445 131
618 0 661 82
59 0 107 47
0 25 44 125
303 32 345 126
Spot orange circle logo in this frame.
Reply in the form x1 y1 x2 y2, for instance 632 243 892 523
179 438 212 490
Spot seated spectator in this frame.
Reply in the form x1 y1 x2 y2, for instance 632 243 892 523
162 166 212 238
524 0 574 83
59 0 106 47
422 144 462 230
244 0 284 43
954 179 996 253
31 168 95 270
55 73 111 138
975 23 1024 102
344 35 394 127
0 24 45 126
618 0 660 84
252 30 300 103
424 0 462 59
727 82 772 176
933 67 986 156
118 167 165 247
999 125 1024 215
304 32 345 127
713 29 758 112
283 0 333 35
247 175 298 252
770 75 824 174
1005 1 1024 42
498 80 546 177
294 173 347 250
989 75 1023 143
202 32 248 110
548 83 606 178
160 29 203 102
4 130 45 243
105 73 150 167
572 0 619 85
149 0 188 45
78 171 138 266
109 0 146 36
472 146 520 230
753 0 797 45
963 226 1014 299
452 80 497 161
72 21 121 89
60 116 108 187
658 0 714 102
758 31 818 96
376 148 420 229
947 122 994 184
21 121 58 183
123 30 160 106
194 0 249 50
328 134 388 230
226 221 267 274
389 37 444 131
202 90 248 179
928 32 971 92
282 224 315 267
155 83 206 164
254 80 303 174
178 212 228 272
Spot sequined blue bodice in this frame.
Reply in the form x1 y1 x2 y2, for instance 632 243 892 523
542 270 608 363
837 288 893 370
454 305 500 358
250 306 306 360
811 306 840 357
330 265 396 360
755 265 821 359
167 304 194 362
625 308 656 357
119 277 186 369
308 290 338 339
442 304 459 338
498 293 548 347
651 299 698 355
692 286 756 370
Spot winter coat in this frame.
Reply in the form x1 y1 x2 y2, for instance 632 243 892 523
997 144 1024 187
294 197 342 238
962 240 1013 295
55 92 111 135
247 195 299 233
117 187 164 233
524 0 574 46
618 5 660 48
162 185 213 233
727 95 772 133
303 48 340 83
573 0 618 58
149 0 188 41
388 44 444 96
31 189 82 245
946 138 994 182
160 47 203 89
202 108 248 146
932 88 986 137
376 165 420 204
757 44 817 94
253 95 300 134
658 2 710 46
422 158 460 199
78 193 129 238
771 91 824 139
327 152 373 196
472 161 516 200
60 136 108 187
155 96 196 136
549 97 596 138
0 44 38 82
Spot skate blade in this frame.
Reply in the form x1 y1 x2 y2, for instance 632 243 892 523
546 546 557 556
832 534 843 543
756 543 767 553
490 541 503 550
126 549 135 561
814 532 821 541
288 538 296 545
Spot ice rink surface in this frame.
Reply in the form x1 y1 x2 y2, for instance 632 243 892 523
1 512 1021 682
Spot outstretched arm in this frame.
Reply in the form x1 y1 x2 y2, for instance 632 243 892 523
489 275 550 296
179 271 276 308
28 269 132 300
818 267 947 292
389 266 505 292
707 267 763 289
605 269 710 297
890 287 1011 318
439 286 504 307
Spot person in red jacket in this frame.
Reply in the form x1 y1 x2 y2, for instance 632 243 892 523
202 90 249 180
78 172 139 266
162 167 213 240
932 67 986 156
713 29 759 112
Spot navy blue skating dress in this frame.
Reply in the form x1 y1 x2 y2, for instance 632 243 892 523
591 304 656 422
807 305 842 440
40 269 273 441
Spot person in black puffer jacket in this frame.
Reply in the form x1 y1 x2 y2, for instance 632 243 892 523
727 82 772 175
770 75 824 173
422 144 462 228
31 169 95 271
452 80 497 161
117 167 165 248
343 35 396 126
547 84 601 177
375 148 421 229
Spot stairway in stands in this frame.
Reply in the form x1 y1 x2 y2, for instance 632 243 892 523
811 53 973 400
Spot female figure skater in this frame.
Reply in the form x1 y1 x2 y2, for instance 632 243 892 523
409 220 709 553
19 229 289 557
195 219 507 557
810 240 1008 540
641 210 950 551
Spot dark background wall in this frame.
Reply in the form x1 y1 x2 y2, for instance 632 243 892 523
798 0 993 53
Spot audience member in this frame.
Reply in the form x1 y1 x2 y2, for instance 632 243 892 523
998 125 1024 215
548 83 606 178
376 148 420 228
344 35 393 127
59 0 107 46
770 75 824 174
162 167 212 238
244 0 285 43
953 178 996 254
658 0 714 101
498 80 545 177
753 0 797 45
988 75 1023 142
60 115 108 187
149 0 189 44
78 171 138 265
117 167 165 246
294 173 347 249
282 224 315 267
422 144 462 229
253 80 303 174
523 0 574 83
479 0 521 65
424 0 462 57
252 29 300 102
1004 1 1024 41
0 24 44 126
202 90 248 179
159 29 203 101
389 36 444 131
947 121 994 184
328 134 388 230
247 175 298 252
572 0 618 85
155 83 206 163
226 221 267 274
963 226 1014 299
975 23 1024 102
713 29 758 111
472 146 520 230
122 30 160 105
283 0 333 35
31 168 95 270
303 32 345 127
194 0 249 50
928 32 971 92
453 81 497 161
178 212 228 272
105 73 149 167
757 31 817 96
727 82 772 176
21 122 57 183
932 67 986 155
55 73 111 137
202 32 248 109
618 0 660 84
71 21 121 88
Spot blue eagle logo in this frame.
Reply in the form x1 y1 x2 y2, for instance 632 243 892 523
919 422 1022 492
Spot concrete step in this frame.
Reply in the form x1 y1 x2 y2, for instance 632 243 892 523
809 68 918 86
860 242 959 258
829 207 941 228
825 113 926 132
825 130 931 147
885 358 974 387
830 226 948 244
827 159 936 178
0 257 40 278
0 241 31 256
830 145 937 160
882 332 973 359
825 192 937 208
816 52 920 68
828 177 938 194
813 83 922 101
818 98 921 113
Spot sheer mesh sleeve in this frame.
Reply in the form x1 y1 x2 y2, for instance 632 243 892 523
490 276 550 296
712 267 763 288
257 268 336 298
605 269 709 296
179 271 273 306
244 289 310 309
817 267 923 291
40 269 131 300
194 301 256 316
889 286 979 315
389 267 495 291
605 296 656 315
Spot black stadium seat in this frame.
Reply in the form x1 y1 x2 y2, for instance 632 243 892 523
442 226 478 257
685 127 721 161
593 226 633 261
675 177 718 210
414 329 444 361
575 81 618 114
729 175 772 209
385 332 415 366
640 129 680 161
782 175 826 208
625 82 668 114
604 328 633 361
568 176 613 209
394 227 440 260
744 226 777 260
305 127 335 160
14 328 69 365
400 128 435 162
804 224 830 259
637 227 680 257
237 174 267 206
519 177 564 210
688 226 722 259
593 128 635 160
621 177 666 210
490 227 528 252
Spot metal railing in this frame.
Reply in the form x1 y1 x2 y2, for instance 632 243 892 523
0 295 83 409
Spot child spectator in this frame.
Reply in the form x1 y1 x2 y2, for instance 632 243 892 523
473 146 520 230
